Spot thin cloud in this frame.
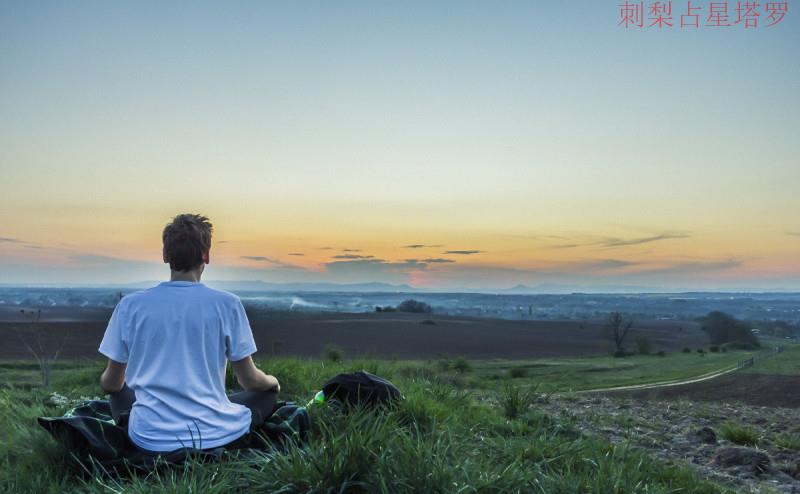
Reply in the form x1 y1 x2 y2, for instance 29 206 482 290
550 233 691 249
332 254 374 260
316 246 334 250
342 248 361 252
0 236 45 249
580 259 638 270
403 244 444 249
787 232 800 237
240 255 301 269
601 233 691 248
323 258 424 283
329 258 387 264
500 234 572 241
288 252 304 256
403 258 456 264
640 259 742 275
444 250 483 255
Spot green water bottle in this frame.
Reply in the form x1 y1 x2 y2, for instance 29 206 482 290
307 390 325 407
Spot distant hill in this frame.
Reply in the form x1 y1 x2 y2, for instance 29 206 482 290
500 283 658 294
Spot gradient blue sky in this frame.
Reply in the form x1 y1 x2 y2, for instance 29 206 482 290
1 1 798 290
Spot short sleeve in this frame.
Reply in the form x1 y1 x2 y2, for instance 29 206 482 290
226 298 257 361
99 300 130 363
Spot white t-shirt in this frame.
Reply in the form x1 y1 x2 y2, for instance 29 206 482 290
98 280 257 452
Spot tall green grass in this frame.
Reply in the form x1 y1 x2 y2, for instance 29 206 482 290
718 421 761 446
0 357 731 493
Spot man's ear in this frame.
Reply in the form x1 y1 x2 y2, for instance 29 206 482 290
202 250 210 265
163 248 169 264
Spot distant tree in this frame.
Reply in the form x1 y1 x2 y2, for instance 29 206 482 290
758 320 800 339
396 299 433 314
700 311 760 347
15 309 67 387
606 311 634 357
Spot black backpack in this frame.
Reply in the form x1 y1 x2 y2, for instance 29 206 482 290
321 371 402 408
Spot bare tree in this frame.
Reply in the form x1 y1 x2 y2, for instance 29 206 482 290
606 311 634 356
15 309 67 387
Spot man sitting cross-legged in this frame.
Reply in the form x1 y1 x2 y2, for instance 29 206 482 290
98 213 280 452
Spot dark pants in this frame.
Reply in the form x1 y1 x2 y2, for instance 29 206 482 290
109 384 278 450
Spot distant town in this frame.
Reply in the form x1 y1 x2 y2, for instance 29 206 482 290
2 285 798 339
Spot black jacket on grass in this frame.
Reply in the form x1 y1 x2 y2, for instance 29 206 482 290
38 399 309 475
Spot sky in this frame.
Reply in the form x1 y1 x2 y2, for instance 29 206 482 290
1 1 798 291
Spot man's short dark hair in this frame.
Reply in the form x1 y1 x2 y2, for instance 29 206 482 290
162 214 213 272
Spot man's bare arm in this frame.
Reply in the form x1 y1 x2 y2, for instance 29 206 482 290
100 359 126 393
230 356 280 392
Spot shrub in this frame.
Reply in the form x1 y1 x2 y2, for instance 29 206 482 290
436 359 450 372
721 341 757 351
509 367 527 379
682 347 691 353
419 319 436 325
773 434 800 451
709 345 719 353
700 311 760 347
397 299 433 314
696 349 705 354
324 344 343 362
719 421 761 446
499 383 536 419
452 357 471 374
656 350 666 357
613 349 627 358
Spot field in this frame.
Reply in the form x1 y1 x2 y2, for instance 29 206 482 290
0 311 707 360
617 345 800 408
1 355 733 494
464 350 753 392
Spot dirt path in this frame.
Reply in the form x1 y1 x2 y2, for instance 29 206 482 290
579 347 783 395
578 363 742 394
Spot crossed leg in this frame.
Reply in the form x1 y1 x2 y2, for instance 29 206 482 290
109 384 278 430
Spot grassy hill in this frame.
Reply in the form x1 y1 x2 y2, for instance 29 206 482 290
0 355 740 493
